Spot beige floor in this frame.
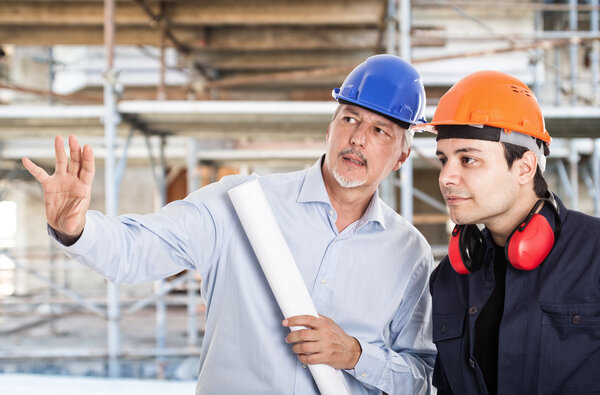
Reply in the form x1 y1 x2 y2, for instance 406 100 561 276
0 373 197 395
0 302 205 380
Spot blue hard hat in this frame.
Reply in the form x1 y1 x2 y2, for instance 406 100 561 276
332 54 427 126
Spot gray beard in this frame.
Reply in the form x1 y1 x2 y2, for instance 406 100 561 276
332 167 367 188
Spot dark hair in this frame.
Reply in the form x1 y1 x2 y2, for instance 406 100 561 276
502 141 549 198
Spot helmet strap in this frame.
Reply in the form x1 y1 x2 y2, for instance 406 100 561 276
436 124 547 172
498 129 546 172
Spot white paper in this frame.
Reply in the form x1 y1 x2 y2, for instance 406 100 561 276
228 179 351 395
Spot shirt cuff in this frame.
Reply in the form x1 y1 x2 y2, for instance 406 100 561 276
47 213 97 257
343 338 384 388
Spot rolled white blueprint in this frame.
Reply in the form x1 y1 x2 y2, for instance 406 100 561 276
228 179 351 395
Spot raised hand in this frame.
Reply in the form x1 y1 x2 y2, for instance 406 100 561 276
283 314 362 370
22 135 95 239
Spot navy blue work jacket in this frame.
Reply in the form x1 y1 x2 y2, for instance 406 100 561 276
430 195 600 395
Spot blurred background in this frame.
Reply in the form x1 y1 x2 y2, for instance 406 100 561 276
0 0 599 392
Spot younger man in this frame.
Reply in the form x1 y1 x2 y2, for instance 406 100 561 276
421 71 600 394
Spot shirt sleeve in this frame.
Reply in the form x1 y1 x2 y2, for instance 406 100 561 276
48 175 244 285
344 253 436 394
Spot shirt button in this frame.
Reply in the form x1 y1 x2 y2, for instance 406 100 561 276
440 324 447 334
320 279 326 285
469 358 476 369
302 364 307 369
573 314 582 325
329 209 335 216
468 306 478 315
361 373 367 378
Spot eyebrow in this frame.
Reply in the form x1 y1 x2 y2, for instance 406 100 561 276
436 147 482 156
374 119 394 129
341 108 361 118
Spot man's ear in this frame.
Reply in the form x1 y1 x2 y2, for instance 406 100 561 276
518 150 537 185
393 148 411 171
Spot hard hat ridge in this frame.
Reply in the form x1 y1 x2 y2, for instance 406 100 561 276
417 70 550 144
417 70 551 171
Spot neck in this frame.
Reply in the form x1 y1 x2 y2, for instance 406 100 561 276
322 164 376 233
486 193 540 246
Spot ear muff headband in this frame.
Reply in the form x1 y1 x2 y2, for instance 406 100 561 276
448 224 486 274
448 197 561 274
448 227 468 274
505 198 561 270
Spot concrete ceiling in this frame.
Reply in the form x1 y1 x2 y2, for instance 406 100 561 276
0 0 599 172
0 0 395 101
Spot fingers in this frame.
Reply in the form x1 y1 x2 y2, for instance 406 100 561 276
292 341 321 355
286 328 320 344
22 157 49 184
54 135 68 174
79 143 95 185
284 314 361 369
67 135 82 177
297 353 324 365
283 315 320 329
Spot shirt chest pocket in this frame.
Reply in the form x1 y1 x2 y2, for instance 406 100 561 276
433 311 467 388
539 303 600 395
433 312 466 343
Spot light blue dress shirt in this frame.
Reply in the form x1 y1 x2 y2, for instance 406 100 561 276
53 158 436 394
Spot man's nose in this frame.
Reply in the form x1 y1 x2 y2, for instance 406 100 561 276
350 124 368 147
439 160 460 187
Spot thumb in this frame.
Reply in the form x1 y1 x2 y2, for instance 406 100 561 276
22 157 49 184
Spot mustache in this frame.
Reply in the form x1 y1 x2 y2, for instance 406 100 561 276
338 147 367 166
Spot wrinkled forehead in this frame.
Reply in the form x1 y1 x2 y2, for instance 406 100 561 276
336 102 409 132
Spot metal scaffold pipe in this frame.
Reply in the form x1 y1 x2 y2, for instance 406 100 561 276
570 0 579 106
386 0 397 56
569 139 580 210
186 138 199 347
145 134 168 377
400 0 414 223
103 0 121 378
591 0 600 105
532 8 544 98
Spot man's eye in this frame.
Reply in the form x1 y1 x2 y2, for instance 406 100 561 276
462 157 475 164
343 116 357 124
438 157 447 166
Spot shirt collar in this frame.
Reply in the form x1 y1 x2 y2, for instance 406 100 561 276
358 192 386 230
297 155 386 230
297 156 331 204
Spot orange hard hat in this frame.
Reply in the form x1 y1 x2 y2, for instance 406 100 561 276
417 71 551 144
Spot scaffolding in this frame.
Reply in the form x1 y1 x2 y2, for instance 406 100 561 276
0 0 599 379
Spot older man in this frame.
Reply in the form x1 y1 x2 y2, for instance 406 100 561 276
23 54 436 394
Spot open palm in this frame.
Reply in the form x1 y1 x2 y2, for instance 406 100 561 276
22 135 95 238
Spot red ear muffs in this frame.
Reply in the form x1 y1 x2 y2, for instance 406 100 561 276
505 198 561 270
448 224 486 274
448 197 561 274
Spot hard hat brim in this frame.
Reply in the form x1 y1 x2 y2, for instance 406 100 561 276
411 120 551 144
